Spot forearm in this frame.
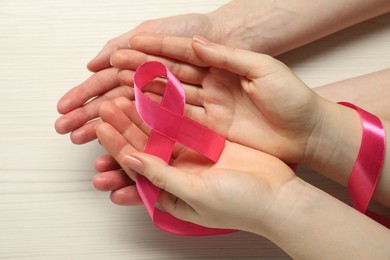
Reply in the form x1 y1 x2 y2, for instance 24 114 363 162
261 177 390 259
208 0 390 55
314 69 390 120
305 96 390 207
312 70 390 202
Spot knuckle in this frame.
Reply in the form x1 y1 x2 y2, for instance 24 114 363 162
182 47 195 62
105 38 119 49
150 172 167 190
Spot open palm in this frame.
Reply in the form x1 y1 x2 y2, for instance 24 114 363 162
94 35 323 205
111 34 321 163
96 99 295 231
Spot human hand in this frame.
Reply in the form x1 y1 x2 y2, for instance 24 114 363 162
55 3 260 144
92 97 145 206
94 34 320 203
95 99 296 233
110 34 327 164
94 34 331 205
55 0 297 144
95 100 390 259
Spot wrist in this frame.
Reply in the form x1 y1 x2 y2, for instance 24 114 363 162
303 98 362 185
256 175 307 239
260 175 390 259
206 0 280 54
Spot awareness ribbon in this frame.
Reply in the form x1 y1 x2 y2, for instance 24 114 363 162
133 61 235 236
339 102 390 228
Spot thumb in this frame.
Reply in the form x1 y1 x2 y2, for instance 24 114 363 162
121 153 192 200
191 35 287 80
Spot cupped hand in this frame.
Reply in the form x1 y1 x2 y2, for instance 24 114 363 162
55 13 223 144
94 35 324 204
111 34 325 164
95 99 296 232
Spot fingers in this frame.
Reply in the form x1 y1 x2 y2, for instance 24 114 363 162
94 154 120 173
110 185 143 206
55 85 134 142
93 139 143 206
96 122 137 181
111 97 150 135
192 35 285 80
117 70 167 99
191 35 310 111
69 119 100 144
93 170 134 191
57 67 120 115
129 34 207 67
87 32 132 72
121 153 200 221
111 48 206 86
110 49 148 71
99 99 149 151
122 153 193 203
93 168 143 206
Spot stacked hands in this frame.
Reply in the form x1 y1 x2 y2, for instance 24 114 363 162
58 33 336 224
55 1 390 258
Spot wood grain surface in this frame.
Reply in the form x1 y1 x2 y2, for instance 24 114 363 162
0 1 389 259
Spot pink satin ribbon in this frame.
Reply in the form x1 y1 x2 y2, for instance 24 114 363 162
339 102 389 228
133 61 235 236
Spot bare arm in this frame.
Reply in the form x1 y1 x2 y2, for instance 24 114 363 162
262 176 390 259
56 0 390 144
212 0 390 55
314 69 390 120
306 84 390 207
96 98 390 259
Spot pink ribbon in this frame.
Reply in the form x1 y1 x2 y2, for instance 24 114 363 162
133 61 235 235
339 102 389 228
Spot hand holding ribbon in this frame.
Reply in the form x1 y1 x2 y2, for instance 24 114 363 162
98 35 390 228
133 61 233 235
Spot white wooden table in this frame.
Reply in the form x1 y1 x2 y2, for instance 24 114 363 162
0 1 389 259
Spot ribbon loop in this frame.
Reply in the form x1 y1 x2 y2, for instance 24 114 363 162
133 61 234 236
338 102 389 228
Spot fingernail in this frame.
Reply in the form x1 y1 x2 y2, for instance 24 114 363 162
122 155 144 173
193 35 212 46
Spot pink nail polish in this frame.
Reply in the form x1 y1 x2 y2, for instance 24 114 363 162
122 155 144 173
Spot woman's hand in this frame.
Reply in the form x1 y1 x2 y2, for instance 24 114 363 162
95 99 296 233
54 0 279 144
111 34 325 164
55 0 390 145
54 12 224 144
95 100 390 260
94 35 327 205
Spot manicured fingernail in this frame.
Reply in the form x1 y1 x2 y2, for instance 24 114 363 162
193 35 212 46
122 155 144 173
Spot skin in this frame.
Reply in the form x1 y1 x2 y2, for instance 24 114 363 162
95 96 390 259
53 3 390 255
96 100 296 232
56 1 390 205
55 0 390 144
94 35 390 207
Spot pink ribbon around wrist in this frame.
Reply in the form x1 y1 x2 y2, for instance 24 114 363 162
131 62 390 235
338 102 389 228
133 61 235 236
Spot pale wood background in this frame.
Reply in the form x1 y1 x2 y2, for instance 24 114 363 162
0 1 389 259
